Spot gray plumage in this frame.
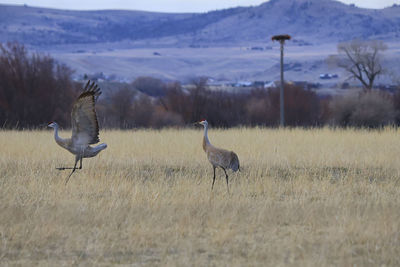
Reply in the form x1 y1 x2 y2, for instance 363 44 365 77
48 80 107 184
197 120 240 192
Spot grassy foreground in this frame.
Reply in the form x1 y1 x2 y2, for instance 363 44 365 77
0 128 400 266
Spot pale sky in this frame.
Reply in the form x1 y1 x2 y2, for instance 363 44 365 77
0 0 399 12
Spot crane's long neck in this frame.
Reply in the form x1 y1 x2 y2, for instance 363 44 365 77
203 124 211 151
52 124 68 148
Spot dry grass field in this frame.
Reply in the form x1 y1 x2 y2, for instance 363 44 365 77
1 128 400 266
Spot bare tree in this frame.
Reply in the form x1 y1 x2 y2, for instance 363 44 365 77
108 86 136 128
132 76 165 97
189 77 208 122
330 40 387 90
0 42 76 128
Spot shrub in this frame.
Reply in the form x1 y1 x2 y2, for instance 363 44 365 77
132 76 165 97
150 107 184 128
245 89 273 126
107 86 136 128
350 91 395 127
330 91 396 127
249 85 321 127
329 93 359 126
0 42 76 128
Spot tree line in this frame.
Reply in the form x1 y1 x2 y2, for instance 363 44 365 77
0 43 78 128
0 42 399 129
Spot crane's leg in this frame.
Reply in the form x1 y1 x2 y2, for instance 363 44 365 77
56 157 83 171
57 167 77 170
222 168 229 194
211 166 216 190
65 157 79 185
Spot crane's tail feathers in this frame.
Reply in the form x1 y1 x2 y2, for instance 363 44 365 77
93 143 107 154
230 151 240 172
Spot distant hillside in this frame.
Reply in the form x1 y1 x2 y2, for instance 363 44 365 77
1 0 400 47
0 4 244 46
197 0 400 43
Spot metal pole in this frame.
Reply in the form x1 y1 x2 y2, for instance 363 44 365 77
280 40 285 127
272 34 290 127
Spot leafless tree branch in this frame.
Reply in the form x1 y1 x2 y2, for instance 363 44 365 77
332 40 387 90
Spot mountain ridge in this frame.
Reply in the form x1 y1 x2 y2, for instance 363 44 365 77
1 0 399 47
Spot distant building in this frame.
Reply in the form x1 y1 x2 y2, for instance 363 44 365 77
319 73 339 80
253 81 266 88
264 81 276 88
234 81 252 87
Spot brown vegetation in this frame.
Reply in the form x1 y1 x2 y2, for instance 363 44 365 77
0 43 399 130
100 80 322 129
329 91 396 127
0 42 77 128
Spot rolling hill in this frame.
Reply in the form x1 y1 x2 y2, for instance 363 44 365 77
1 0 399 47
0 0 399 83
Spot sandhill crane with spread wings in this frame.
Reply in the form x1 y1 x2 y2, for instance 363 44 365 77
196 119 240 193
48 80 107 184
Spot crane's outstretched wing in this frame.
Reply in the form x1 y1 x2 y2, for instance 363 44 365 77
71 81 101 146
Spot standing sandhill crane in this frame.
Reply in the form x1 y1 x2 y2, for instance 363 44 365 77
196 119 240 193
48 80 107 184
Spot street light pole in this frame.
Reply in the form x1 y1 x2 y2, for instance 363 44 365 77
272 34 291 127
279 40 285 127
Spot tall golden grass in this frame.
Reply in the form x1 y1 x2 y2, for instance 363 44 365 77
1 128 400 266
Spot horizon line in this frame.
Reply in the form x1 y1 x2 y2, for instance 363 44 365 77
0 1 398 14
